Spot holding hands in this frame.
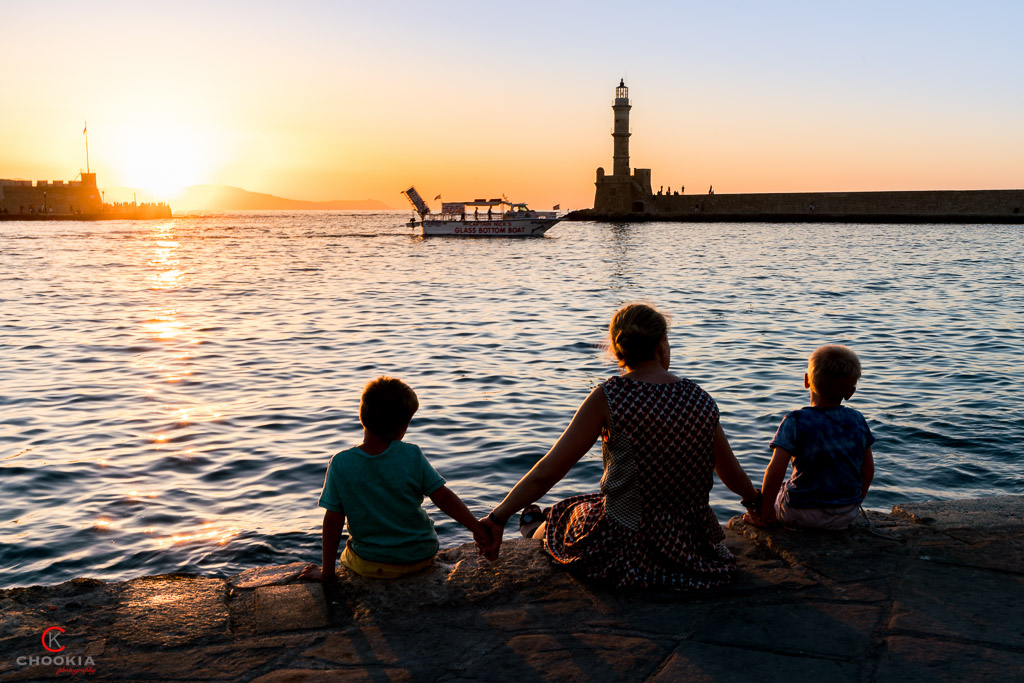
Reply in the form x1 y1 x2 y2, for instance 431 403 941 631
476 512 505 561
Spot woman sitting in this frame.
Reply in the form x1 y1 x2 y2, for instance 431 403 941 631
479 303 760 589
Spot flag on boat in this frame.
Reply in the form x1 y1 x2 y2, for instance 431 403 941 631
552 204 560 210
434 194 441 200
83 121 87 135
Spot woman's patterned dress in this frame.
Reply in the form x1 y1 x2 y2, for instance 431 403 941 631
543 375 735 589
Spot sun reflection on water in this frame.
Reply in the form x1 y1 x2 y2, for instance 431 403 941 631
149 236 183 291
121 222 238 552
153 522 240 549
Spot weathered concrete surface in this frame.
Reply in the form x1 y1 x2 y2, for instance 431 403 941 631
1 496 1021 682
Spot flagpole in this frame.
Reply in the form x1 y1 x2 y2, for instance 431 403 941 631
83 121 89 174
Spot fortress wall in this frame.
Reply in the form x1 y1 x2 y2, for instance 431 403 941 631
648 189 1024 219
0 179 102 215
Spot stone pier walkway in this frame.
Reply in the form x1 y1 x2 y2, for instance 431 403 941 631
2 496 1021 681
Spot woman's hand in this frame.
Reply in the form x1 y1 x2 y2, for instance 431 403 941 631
477 514 505 561
712 422 759 502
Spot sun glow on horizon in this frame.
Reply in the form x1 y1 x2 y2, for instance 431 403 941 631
106 122 220 200
1 4 1022 209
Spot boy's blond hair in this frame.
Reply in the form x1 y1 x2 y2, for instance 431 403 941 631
359 376 419 440
808 345 861 402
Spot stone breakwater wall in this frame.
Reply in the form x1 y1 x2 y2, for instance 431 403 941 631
0 174 171 220
573 188 1024 223
0 178 102 216
0 496 1021 681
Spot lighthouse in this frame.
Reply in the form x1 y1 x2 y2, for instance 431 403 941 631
593 79 652 214
612 79 631 178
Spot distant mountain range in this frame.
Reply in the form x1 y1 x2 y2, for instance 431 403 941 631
170 185 392 212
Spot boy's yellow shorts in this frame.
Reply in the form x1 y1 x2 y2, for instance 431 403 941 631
340 539 435 579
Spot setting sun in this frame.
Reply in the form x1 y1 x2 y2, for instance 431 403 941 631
108 123 216 200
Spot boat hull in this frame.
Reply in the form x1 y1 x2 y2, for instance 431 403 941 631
415 217 559 237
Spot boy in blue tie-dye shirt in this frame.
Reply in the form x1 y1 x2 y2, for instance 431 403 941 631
749 345 875 530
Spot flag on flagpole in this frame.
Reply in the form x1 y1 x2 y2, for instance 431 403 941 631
552 204 560 210
83 121 87 134
434 194 441 200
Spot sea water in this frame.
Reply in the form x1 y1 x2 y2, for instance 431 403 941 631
2 212 1022 587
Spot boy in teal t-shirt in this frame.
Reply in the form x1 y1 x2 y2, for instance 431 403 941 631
301 377 493 580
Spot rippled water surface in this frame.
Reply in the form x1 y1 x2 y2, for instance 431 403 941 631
2 213 1022 587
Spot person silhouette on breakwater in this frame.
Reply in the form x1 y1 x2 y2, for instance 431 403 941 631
477 303 761 589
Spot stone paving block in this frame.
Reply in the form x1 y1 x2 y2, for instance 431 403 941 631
326 539 582 626
255 583 330 633
109 575 228 649
229 562 311 589
731 520 907 583
875 635 1024 682
481 598 604 632
812 577 890 604
0 598 59 656
304 629 400 666
483 607 535 631
460 632 668 682
100 641 287 680
912 534 1024 574
891 495 1024 531
723 528 819 593
584 592 703 636
694 601 881 658
649 642 861 682
443 539 581 605
251 668 413 682
889 559 1024 648
0 578 115 658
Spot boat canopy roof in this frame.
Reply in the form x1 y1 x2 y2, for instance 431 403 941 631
464 198 505 207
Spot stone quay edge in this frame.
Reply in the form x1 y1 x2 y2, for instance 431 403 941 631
1 495 1021 682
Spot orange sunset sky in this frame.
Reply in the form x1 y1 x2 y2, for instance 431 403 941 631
1 1 1022 210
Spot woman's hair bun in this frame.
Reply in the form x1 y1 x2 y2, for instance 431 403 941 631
609 303 668 367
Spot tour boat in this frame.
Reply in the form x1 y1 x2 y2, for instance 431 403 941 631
402 186 560 237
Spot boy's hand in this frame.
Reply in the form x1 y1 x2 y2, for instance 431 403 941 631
471 522 498 562
297 563 334 582
742 511 767 528
478 515 504 561
743 509 781 529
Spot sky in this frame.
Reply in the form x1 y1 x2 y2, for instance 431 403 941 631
1 0 1022 209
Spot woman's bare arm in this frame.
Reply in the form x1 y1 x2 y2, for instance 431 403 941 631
489 386 608 524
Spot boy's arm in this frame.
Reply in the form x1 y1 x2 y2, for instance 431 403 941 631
758 447 791 523
299 509 345 581
428 485 493 555
302 509 344 581
320 509 345 578
860 446 874 500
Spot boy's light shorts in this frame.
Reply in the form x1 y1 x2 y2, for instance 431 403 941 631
340 539 435 579
775 488 860 530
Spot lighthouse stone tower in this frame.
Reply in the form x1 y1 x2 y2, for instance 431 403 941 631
594 79 653 214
